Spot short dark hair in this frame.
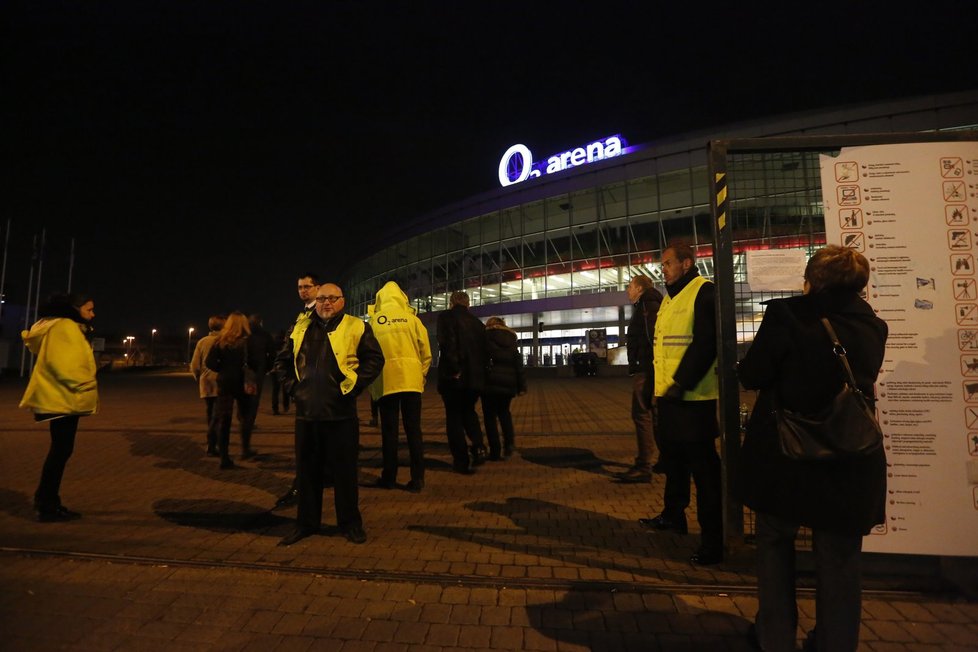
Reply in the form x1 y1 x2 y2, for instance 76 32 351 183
449 291 470 308
804 245 870 293
629 275 653 291
665 242 696 264
208 314 226 331
298 273 320 285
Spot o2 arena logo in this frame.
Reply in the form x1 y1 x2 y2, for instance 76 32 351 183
497 135 628 187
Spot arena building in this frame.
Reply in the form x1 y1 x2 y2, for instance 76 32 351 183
343 90 978 366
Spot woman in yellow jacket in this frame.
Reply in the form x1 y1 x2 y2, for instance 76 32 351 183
19 293 98 522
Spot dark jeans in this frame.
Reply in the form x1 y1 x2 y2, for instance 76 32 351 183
244 375 266 429
440 387 484 468
631 373 657 469
204 396 219 451
378 392 424 484
481 393 514 456
755 511 864 652
213 393 254 457
660 437 723 553
295 418 361 531
35 415 80 511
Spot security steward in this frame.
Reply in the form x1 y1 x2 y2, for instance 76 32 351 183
275 283 384 546
641 243 724 565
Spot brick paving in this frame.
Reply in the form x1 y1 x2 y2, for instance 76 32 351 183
0 371 975 651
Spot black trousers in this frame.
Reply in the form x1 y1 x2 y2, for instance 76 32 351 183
204 396 219 451
270 373 290 413
213 393 254 457
440 387 484 468
295 418 361 531
481 393 514 455
378 392 424 484
660 437 723 554
35 415 80 511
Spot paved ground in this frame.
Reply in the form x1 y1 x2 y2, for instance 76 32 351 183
1 371 975 651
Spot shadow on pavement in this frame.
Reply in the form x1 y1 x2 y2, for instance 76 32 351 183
519 446 628 477
525 582 753 650
0 487 34 521
154 498 292 534
409 496 693 583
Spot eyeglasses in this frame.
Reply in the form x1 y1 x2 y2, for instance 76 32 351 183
315 295 344 304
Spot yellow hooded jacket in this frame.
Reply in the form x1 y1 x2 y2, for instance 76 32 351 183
19 318 99 416
367 281 432 399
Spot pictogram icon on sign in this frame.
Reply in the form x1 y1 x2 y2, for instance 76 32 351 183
959 329 978 351
841 232 865 251
969 432 978 456
837 185 861 206
835 161 858 182
952 256 975 277
941 157 964 178
962 355 978 376
973 487 978 510
966 406 978 429
946 204 969 225
958 304 978 325
840 208 862 229
944 181 965 201
949 229 973 250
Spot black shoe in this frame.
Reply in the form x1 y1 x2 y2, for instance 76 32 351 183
502 446 514 459
616 467 652 483
373 477 395 489
453 463 475 475
689 548 723 565
406 480 424 493
638 514 688 534
205 447 219 457
488 451 502 461
240 448 257 460
36 505 82 523
470 446 487 466
219 457 235 469
274 488 299 509
343 525 367 544
278 527 317 546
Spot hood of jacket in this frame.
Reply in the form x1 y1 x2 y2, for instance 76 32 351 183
22 318 66 355
368 281 415 317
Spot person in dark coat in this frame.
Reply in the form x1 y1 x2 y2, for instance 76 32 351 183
205 311 265 467
437 291 488 473
243 313 276 431
737 245 887 652
616 274 663 483
481 317 527 460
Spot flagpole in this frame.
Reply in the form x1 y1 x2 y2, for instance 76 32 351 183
20 233 37 377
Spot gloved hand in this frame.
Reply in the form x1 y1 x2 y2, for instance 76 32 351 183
663 383 683 400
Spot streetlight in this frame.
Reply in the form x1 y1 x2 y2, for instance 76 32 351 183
187 327 195 364
150 328 157 365
124 336 134 364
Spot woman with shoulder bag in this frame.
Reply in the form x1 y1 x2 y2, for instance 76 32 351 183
205 311 262 467
20 293 99 522
737 245 888 652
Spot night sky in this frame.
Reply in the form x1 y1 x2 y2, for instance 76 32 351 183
3 1 974 338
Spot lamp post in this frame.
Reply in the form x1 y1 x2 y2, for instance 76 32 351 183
124 336 134 365
187 327 195 364
150 328 157 365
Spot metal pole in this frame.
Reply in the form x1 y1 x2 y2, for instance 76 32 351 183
0 218 10 323
20 233 37 377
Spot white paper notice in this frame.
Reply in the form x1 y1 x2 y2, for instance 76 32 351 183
820 142 978 556
746 249 806 291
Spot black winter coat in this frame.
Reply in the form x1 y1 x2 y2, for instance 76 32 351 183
627 287 662 375
484 326 526 397
436 305 488 393
204 337 265 396
737 291 888 536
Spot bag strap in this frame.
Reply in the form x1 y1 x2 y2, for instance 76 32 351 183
819 317 860 390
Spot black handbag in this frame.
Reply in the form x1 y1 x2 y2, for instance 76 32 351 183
774 318 883 461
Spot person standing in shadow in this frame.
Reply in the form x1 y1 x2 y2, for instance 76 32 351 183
190 314 226 456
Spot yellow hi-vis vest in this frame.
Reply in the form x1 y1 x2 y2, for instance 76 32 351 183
290 313 366 395
653 275 718 401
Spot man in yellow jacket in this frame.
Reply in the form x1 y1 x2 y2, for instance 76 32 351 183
642 243 723 566
368 281 432 493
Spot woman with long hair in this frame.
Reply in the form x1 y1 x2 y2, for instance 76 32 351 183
738 245 888 651
205 311 262 468
19 293 98 522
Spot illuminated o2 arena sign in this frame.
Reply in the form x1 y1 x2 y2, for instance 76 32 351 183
498 134 629 187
